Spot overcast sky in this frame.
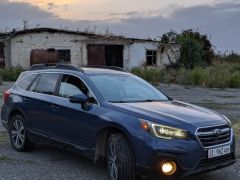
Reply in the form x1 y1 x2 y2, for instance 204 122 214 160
0 0 239 52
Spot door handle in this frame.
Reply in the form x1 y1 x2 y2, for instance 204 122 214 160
22 97 30 103
50 105 60 111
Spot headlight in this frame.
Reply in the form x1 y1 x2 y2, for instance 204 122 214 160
222 115 232 125
140 119 189 139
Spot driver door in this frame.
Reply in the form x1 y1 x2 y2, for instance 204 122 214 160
48 74 99 149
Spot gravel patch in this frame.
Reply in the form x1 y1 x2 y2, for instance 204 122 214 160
158 84 240 122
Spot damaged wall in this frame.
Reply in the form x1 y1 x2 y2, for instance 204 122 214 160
4 29 180 69
124 42 180 69
9 32 88 68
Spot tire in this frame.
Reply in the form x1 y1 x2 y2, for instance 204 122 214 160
107 133 135 180
9 114 35 152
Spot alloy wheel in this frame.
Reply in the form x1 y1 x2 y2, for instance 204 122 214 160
108 142 118 180
11 119 25 148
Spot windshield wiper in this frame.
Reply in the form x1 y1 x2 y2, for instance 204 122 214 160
109 100 129 103
138 99 169 102
109 99 169 103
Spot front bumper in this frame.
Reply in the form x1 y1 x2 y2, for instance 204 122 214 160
133 132 236 177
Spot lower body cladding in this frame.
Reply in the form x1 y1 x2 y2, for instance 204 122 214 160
133 134 236 178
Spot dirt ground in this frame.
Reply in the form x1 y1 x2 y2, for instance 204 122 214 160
0 82 239 180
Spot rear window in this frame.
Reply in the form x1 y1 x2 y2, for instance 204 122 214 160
36 73 60 95
17 74 38 91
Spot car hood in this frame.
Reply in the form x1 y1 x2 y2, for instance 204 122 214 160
111 100 228 128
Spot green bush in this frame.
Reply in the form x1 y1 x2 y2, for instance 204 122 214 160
0 75 2 85
189 67 205 85
178 37 204 68
229 73 240 88
131 62 240 88
131 67 165 84
0 66 25 82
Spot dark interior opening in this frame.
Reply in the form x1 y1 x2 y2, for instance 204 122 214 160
0 43 5 68
87 44 123 68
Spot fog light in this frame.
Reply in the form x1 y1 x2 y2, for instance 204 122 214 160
161 161 177 176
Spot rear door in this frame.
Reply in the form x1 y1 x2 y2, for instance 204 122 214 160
12 73 39 127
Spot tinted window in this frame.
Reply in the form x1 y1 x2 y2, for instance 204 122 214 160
59 75 88 98
36 73 59 95
58 74 97 104
17 74 37 90
29 75 40 92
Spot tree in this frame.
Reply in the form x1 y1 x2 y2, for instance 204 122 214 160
177 36 203 68
179 29 214 65
161 29 214 68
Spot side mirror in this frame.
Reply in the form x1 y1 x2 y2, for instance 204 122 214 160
69 94 88 104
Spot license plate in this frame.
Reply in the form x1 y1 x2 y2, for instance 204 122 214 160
208 145 230 159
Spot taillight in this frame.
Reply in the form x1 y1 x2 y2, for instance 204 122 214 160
3 90 11 103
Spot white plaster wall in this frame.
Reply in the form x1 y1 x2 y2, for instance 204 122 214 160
9 32 180 69
10 32 88 68
125 42 159 69
159 44 180 66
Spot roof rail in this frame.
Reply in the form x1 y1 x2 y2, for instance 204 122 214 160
30 63 83 72
85 65 128 72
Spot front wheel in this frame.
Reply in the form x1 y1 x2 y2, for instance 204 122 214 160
9 114 34 152
107 133 135 180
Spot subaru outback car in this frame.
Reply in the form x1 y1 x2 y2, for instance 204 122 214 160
1 64 236 180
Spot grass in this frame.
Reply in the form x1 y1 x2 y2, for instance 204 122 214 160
0 66 25 82
0 155 10 161
131 67 165 85
131 62 240 88
0 132 8 145
233 122 240 140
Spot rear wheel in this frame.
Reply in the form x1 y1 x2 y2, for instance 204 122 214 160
107 133 135 180
9 114 34 152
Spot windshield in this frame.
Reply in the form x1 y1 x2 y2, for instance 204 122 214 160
89 74 169 103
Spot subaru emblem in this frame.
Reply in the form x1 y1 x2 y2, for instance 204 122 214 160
213 129 222 136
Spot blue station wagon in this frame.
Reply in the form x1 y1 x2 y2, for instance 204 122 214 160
1 64 236 180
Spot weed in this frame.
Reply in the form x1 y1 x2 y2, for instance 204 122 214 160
131 62 240 88
0 66 25 82
0 155 10 161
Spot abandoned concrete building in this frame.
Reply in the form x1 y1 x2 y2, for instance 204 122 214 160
0 28 180 69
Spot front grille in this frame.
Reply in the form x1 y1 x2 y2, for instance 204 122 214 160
196 125 231 147
198 153 234 169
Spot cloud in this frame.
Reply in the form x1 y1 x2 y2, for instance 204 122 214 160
162 2 240 52
101 1 240 52
0 0 57 31
109 11 139 17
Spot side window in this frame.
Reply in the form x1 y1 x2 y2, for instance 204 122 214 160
17 74 37 91
146 50 157 66
29 75 40 92
36 73 60 95
59 75 88 98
